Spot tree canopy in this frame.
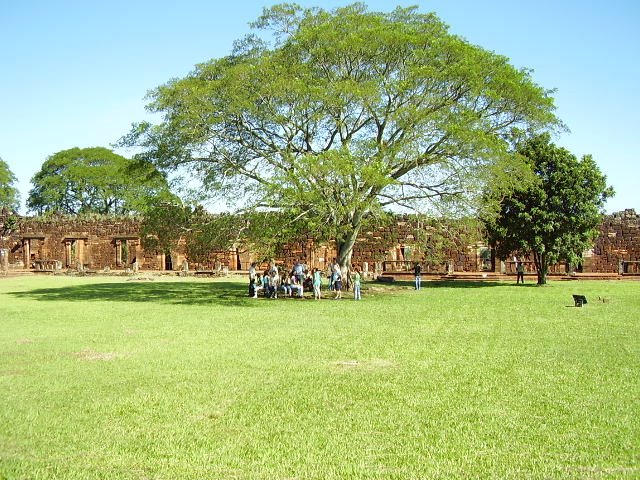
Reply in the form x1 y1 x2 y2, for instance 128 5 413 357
0 157 20 212
27 147 176 215
122 3 559 268
484 133 614 284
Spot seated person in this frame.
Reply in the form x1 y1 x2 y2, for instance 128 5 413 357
303 271 313 291
261 273 270 297
290 274 304 298
281 274 292 297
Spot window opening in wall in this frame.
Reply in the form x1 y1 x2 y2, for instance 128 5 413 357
479 247 491 271
122 242 129 265
164 252 173 271
70 240 77 264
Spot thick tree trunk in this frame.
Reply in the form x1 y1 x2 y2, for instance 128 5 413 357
533 251 547 285
335 224 361 291
336 238 355 271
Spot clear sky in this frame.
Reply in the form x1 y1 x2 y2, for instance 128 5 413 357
1 0 638 214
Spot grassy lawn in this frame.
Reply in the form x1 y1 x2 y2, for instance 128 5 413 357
0 274 638 479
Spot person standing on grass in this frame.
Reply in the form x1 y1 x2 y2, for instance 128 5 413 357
414 262 422 290
248 262 257 297
312 268 322 299
516 258 525 284
327 265 335 292
269 269 280 298
293 259 305 283
352 267 361 300
253 273 263 298
334 270 343 299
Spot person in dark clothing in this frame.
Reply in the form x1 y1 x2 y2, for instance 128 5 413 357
516 259 525 284
414 263 422 290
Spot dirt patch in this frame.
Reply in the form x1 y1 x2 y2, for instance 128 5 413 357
1 369 27 376
196 410 225 421
368 358 396 369
16 338 33 345
72 348 122 361
365 285 412 294
334 360 360 369
331 358 396 371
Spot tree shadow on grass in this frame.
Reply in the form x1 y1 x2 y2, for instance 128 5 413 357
10 279 541 308
9 281 260 307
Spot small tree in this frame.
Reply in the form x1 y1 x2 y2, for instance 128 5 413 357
0 212 19 238
0 157 20 212
485 134 614 284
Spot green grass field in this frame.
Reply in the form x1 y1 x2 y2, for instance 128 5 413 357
0 274 638 479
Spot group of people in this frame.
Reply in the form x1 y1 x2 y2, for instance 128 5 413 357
248 260 362 300
248 257 526 298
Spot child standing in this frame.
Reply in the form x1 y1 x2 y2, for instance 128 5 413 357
352 268 361 300
313 268 322 299
253 274 263 298
334 271 342 299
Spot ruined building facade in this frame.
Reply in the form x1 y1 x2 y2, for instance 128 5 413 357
1 209 639 275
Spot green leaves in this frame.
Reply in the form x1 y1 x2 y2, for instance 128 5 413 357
122 3 560 266
27 147 176 215
484 134 614 284
0 157 20 212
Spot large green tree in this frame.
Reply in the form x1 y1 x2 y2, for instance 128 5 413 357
27 147 176 215
484 133 614 285
122 3 558 269
0 157 20 212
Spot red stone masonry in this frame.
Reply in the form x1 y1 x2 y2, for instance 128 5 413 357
1 209 638 274
584 209 640 273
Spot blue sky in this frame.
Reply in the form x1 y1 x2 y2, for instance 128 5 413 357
1 0 638 213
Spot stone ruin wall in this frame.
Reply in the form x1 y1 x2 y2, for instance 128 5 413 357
351 217 483 273
0 213 166 271
584 209 640 273
270 217 484 274
1 209 639 274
